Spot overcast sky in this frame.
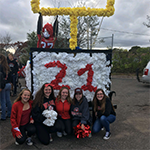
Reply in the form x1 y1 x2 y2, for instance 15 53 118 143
0 0 150 50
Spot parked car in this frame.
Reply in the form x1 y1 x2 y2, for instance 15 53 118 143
137 61 150 83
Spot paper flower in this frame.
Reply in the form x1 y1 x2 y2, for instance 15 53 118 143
73 123 91 139
24 60 31 91
42 109 57 126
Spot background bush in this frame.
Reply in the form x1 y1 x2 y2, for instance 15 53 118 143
111 46 150 74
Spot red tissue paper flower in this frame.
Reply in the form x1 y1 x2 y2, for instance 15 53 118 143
18 66 26 78
73 123 91 139
44 61 70 90
78 64 97 92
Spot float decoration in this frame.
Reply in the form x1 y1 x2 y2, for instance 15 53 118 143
73 123 91 138
77 64 97 92
44 60 70 90
26 49 112 100
37 12 58 48
42 109 57 126
30 0 115 50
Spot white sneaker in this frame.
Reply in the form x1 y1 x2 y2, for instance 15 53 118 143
15 141 19 145
26 137 33 146
103 132 111 140
63 131 67 136
57 132 62 137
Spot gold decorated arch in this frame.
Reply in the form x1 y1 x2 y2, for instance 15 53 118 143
31 0 115 50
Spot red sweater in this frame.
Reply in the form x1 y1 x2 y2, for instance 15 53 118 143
10 100 33 138
55 99 71 119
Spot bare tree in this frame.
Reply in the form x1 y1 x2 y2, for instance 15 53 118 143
143 15 150 28
0 33 12 56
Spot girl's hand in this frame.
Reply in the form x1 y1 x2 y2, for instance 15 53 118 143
30 120 34 124
17 134 22 139
81 124 85 131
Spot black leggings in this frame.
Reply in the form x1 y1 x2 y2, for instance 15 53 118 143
57 118 72 135
16 123 36 145
35 119 63 145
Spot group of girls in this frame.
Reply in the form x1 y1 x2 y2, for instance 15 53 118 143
10 83 116 146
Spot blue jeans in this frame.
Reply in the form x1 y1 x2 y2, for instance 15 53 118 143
92 114 116 133
0 83 12 119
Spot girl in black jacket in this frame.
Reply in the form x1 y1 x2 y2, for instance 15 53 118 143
32 83 63 145
92 88 116 140
70 88 92 136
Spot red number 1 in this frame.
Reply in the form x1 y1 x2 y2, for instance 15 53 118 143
77 64 97 92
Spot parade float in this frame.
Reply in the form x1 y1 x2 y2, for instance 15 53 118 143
25 0 115 101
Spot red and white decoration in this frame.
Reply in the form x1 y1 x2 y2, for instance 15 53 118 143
25 52 111 101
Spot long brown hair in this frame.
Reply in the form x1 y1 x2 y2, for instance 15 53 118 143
32 83 56 108
93 88 108 113
0 54 10 74
56 87 72 103
72 93 83 105
14 88 32 103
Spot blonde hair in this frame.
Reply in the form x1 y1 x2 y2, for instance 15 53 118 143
8 53 14 57
14 88 32 103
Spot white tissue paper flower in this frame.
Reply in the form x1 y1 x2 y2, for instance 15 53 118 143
26 51 112 100
42 109 57 126
24 60 31 91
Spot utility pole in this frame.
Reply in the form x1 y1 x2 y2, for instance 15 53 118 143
111 34 114 49
90 28 92 50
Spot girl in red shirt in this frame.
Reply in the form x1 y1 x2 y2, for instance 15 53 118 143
55 87 72 137
10 89 36 146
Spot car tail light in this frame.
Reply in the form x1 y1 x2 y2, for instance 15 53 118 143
144 69 149 75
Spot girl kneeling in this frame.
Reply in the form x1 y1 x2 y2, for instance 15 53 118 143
71 88 92 138
32 83 63 145
92 89 116 140
55 87 72 137
10 89 36 146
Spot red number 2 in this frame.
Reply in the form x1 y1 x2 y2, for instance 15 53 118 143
44 61 70 90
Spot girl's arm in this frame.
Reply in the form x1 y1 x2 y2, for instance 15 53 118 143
80 97 91 125
31 105 46 123
103 98 111 116
10 104 22 137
